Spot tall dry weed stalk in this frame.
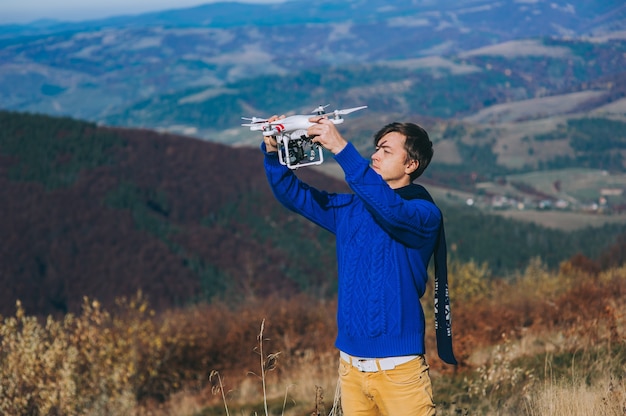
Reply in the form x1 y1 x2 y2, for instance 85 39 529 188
209 319 293 416
209 370 230 416
254 319 281 416
208 319 342 416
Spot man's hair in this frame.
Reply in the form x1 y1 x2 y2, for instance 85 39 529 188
373 122 433 181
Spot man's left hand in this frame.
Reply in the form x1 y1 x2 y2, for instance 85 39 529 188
307 116 348 155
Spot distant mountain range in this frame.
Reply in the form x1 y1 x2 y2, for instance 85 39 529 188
1 0 625 123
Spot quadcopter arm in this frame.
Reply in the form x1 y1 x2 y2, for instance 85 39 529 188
262 128 281 137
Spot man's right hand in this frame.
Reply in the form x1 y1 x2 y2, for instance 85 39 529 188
263 115 283 153
264 135 278 153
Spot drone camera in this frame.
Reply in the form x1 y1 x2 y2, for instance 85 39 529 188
277 130 324 169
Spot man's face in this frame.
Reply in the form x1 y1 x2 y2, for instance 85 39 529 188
371 132 417 189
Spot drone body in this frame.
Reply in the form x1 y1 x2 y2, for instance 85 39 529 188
242 105 367 169
261 114 335 137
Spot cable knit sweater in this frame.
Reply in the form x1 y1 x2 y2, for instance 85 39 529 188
262 142 441 358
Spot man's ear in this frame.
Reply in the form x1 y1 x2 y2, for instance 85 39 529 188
405 159 419 176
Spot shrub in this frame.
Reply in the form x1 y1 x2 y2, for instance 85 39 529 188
0 293 169 415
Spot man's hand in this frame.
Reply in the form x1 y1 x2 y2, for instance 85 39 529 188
307 116 348 155
263 115 283 153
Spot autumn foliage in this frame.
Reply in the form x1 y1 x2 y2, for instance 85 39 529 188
1 258 624 415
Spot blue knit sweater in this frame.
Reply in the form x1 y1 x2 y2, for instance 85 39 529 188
263 142 441 358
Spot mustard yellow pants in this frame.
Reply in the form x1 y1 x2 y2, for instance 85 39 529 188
338 355 435 416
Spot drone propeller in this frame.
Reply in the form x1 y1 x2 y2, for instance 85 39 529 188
331 105 368 118
241 116 268 124
312 104 330 115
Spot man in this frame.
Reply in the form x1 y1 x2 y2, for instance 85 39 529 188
261 115 456 415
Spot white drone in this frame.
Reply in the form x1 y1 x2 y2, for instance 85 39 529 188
242 104 367 169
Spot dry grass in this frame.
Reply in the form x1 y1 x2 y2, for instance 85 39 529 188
1 259 625 415
525 376 626 416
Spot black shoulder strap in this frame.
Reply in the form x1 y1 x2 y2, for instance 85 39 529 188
398 184 457 365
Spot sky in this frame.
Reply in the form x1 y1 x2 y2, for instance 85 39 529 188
0 0 282 25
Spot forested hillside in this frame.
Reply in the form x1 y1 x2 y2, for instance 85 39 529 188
0 111 347 317
1 110 625 318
